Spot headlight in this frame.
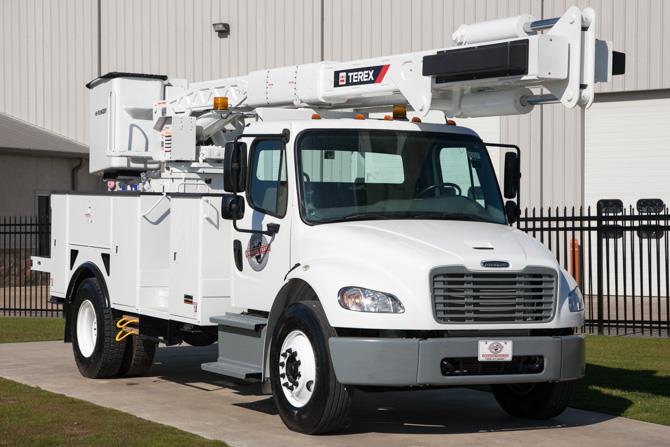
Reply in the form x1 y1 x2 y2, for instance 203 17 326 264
567 287 584 312
338 287 405 313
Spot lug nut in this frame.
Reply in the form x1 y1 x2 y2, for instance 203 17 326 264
306 380 314 391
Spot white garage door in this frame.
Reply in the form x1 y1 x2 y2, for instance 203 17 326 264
585 96 670 209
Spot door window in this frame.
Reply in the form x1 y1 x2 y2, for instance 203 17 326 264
439 146 484 206
248 139 288 217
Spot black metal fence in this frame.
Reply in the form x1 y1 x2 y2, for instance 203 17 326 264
2 203 669 335
517 199 670 336
0 216 56 317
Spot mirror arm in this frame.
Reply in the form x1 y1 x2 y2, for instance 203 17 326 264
232 218 280 236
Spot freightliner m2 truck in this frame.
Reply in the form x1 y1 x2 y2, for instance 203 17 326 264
32 7 624 433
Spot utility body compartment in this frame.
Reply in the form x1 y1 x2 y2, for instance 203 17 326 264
49 192 236 326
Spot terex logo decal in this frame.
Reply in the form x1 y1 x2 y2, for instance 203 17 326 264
334 64 390 87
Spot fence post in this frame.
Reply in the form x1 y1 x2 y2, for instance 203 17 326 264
596 202 605 335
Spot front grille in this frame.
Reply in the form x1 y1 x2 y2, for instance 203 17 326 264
431 267 556 324
440 356 545 376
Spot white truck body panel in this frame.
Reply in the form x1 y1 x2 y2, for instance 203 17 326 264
48 193 238 325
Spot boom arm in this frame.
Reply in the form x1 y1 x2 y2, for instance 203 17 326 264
85 6 624 177
165 6 623 118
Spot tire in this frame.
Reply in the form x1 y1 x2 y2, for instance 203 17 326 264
270 301 351 434
118 336 157 377
71 277 126 378
491 380 578 419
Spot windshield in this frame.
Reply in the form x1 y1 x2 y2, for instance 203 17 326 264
296 130 506 225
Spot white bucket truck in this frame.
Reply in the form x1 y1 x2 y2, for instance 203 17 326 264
33 7 624 433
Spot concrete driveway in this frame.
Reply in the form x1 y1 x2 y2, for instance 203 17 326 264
0 341 668 447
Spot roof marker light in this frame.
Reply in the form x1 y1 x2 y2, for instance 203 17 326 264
311 113 321 120
392 104 407 120
354 114 365 120
411 116 422 123
213 96 228 110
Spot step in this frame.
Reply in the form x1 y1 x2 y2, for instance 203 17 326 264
210 313 268 331
202 313 268 382
201 360 262 381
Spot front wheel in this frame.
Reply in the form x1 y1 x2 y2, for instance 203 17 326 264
491 381 578 419
270 301 351 434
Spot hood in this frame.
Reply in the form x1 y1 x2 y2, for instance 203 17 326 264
297 219 557 273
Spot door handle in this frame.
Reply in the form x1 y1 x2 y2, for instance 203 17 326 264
233 240 243 271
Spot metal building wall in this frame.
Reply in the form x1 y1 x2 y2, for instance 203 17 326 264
0 0 98 145
100 0 322 81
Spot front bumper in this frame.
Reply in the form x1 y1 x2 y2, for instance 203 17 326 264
329 335 584 386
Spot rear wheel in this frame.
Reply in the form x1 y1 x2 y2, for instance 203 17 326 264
118 336 157 377
492 381 578 419
270 301 351 434
71 278 126 378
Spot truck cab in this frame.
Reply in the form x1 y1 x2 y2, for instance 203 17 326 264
212 117 585 432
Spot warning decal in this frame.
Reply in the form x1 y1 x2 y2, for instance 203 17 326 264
334 64 390 87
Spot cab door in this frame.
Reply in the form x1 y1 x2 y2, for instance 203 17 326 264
231 138 291 311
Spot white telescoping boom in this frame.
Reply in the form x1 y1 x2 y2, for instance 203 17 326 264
165 6 620 116
87 6 623 176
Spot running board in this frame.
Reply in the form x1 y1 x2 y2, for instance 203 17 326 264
201 313 268 381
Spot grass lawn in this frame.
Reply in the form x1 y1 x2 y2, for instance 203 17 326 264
0 317 65 343
0 378 226 447
572 336 670 426
0 317 227 446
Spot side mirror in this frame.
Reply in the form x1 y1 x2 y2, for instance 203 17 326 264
223 142 248 193
221 194 245 220
505 200 521 224
503 152 520 199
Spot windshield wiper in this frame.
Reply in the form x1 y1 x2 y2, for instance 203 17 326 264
339 213 396 221
409 212 492 223
315 212 396 223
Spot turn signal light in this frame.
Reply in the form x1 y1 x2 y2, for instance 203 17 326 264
213 96 229 110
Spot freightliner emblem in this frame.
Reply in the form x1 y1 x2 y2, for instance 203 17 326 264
481 261 510 268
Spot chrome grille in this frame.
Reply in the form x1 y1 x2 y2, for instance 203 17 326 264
431 267 556 324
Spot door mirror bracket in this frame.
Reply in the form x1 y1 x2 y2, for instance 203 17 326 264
505 200 521 225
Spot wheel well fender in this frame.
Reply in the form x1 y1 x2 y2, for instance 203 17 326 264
63 262 110 342
66 262 110 307
262 279 325 385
